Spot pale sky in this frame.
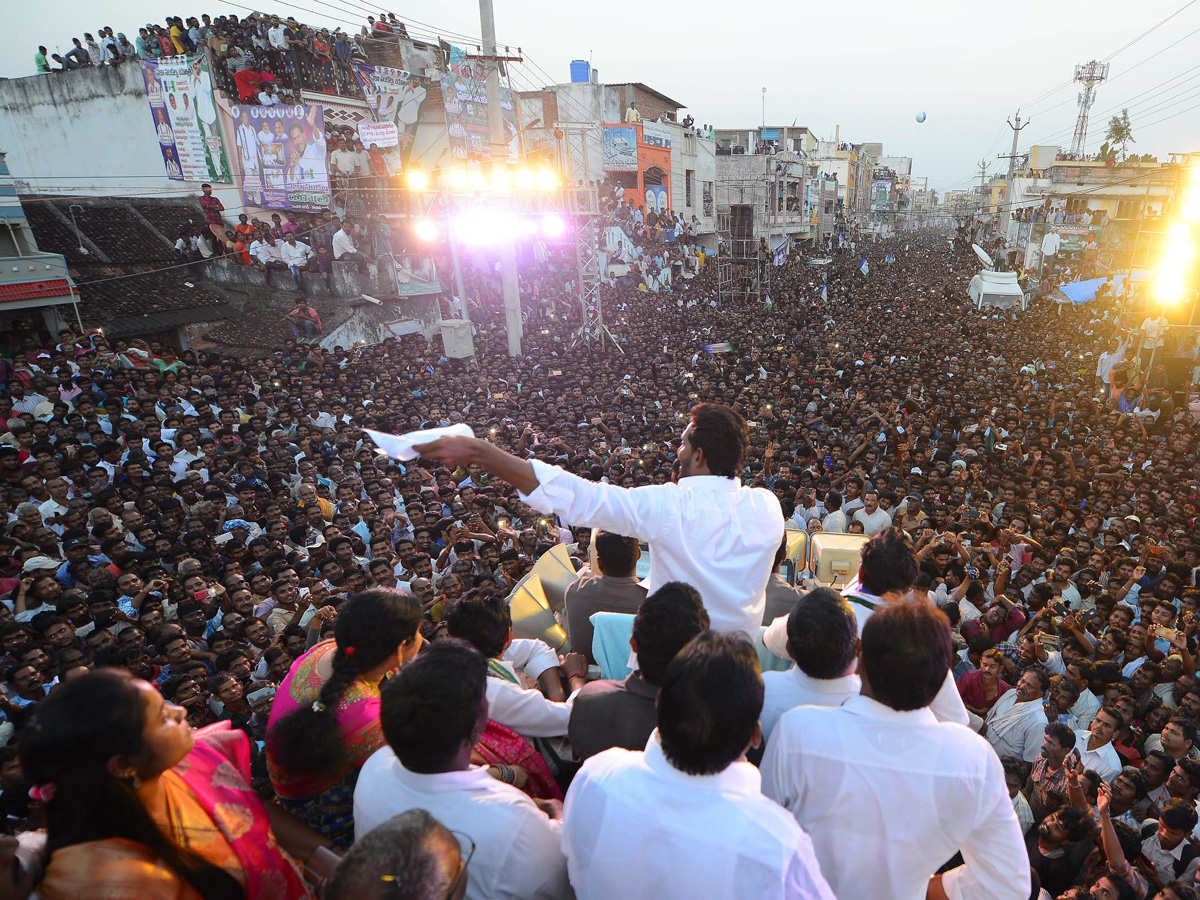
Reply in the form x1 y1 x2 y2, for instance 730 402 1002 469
3 0 1199 191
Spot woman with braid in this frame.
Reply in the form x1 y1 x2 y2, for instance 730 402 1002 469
266 589 422 847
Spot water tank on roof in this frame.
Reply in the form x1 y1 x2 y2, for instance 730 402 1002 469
570 60 590 83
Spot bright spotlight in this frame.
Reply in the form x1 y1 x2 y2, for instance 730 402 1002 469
1167 223 1196 263
490 169 512 192
535 168 558 190
467 169 485 192
414 219 439 242
515 168 535 190
405 168 428 191
541 215 566 237
448 168 468 191
1155 270 1185 305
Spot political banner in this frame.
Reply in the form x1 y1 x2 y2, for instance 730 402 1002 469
439 59 518 162
229 105 330 213
602 125 638 172
351 64 432 165
141 55 230 182
641 120 672 149
645 184 668 212
1054 224 1102 252
772 237 790 266
358 121 398 148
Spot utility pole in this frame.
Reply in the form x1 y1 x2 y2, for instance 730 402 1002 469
478 0 522 357
998 111 1030 242
977 159 989 218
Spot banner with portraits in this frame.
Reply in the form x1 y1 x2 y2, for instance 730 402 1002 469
351 64 432 168
229 104 330 213
439 57 518 162
141 55 230 182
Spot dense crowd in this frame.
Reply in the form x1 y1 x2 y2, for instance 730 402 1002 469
0 221 1195 900
35 9 410 103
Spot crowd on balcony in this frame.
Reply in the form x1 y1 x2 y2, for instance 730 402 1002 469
33 10 412 104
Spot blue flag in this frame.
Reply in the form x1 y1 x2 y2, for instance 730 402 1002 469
859 258 869 276
821 280 828 302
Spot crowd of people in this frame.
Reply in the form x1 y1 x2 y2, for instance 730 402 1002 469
34 10 411 104
0 219 1193 899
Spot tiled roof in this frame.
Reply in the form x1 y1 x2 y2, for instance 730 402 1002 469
71 205 174 265
199 307 301 349
134 203 204 245
74 268 227 319
21 204 91 263
24 200 232 323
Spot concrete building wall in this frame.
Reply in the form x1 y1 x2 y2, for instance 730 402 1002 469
0 64 236 207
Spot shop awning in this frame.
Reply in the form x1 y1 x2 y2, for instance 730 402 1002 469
0 278 74 304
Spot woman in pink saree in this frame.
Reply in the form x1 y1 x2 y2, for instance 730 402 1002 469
267 590 423 847
23 669 334 900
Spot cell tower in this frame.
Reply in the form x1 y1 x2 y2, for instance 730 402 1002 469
1069 60 1109 158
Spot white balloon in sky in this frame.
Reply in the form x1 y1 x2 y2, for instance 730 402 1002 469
915 111 927 124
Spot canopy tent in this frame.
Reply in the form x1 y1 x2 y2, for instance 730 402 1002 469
1056 269 1155 306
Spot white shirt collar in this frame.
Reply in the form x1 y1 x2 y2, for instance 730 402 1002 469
642 729 760 794
841 694 939 726
790 668 860 696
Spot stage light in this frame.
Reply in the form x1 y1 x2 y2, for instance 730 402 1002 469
1183 185 1200 224
515 168 535 190
404 168 428 191
541 215 566 237
490 170 511 192
413 219 439 242
1155 270 1185 305
467 169 485 192
448 168 468 191
453 210 521 245
535 168 558 190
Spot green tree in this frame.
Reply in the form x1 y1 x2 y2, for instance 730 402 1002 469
1104 109 1135 160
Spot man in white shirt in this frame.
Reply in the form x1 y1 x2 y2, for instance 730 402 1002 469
332 223 371 274
761 600 1029 900
820 489 847 533
416 404 784 639
852 489 892 536
1065 659 1101 730
278 233 314 292
248 235 286 291
444 591 586 738
1041 228 1061 274
1075 706 1124 783
985 667 1050 763
760 586 859 743
564 631 835 900
1140 313 1169 366
761 527 970 726
354 640 571 900
1096 337 1125 397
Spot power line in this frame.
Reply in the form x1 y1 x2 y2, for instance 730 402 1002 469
1103 0 1199 61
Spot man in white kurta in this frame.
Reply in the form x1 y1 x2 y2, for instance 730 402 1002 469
562 630 833 900
415 405 783 639
761 600 1029 900
985 669 1050 763
564 730 833 900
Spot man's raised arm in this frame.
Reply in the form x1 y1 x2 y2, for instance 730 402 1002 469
415 435 540 495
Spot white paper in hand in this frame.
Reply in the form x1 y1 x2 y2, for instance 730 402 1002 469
364 424 474 461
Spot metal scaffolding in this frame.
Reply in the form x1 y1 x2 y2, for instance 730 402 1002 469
557 123 617 351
